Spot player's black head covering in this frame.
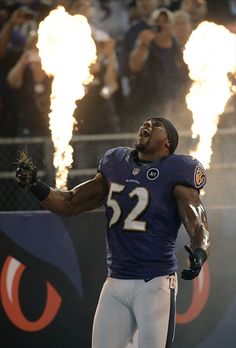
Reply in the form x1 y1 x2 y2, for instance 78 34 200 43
148 116 179 154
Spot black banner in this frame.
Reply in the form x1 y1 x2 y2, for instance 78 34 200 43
0 209 235 347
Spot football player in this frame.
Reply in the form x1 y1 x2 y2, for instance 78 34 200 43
16 117 210 348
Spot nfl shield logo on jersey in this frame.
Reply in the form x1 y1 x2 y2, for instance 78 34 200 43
132 168 140 176
147 168 159 180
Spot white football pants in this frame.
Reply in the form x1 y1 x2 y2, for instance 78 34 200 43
92 274 177 348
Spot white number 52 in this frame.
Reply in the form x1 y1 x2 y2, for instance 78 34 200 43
107 182 149 232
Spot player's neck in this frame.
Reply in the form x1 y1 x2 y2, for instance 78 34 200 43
136 158 153 166
138 150 169 162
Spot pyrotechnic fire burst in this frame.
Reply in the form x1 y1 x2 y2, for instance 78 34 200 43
37 6 96 188
184 21 236 169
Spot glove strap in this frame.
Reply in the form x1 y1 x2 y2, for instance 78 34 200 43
194 248 207 265
30 179 50 201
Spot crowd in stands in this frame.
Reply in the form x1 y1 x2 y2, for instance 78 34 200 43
0 0 235 137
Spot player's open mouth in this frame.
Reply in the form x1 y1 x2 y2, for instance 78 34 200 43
140 128 151 138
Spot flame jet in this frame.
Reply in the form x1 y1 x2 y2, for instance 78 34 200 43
37 7 97 188
184 21 236 169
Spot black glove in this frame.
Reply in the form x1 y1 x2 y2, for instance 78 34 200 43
15 152 37 190
181 245 207 280
15 151 50 201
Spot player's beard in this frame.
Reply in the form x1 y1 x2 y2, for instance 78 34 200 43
135 137 151 153
135 142 145 152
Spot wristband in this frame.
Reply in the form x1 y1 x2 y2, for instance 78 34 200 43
30 179 50 201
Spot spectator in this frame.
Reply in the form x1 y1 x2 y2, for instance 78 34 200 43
123 0 160 74
0 6 25 58
90 0 130 42
126 7 189 130
0 3 40 58
172 9 192 48
7 32 51 136
180 0 207 27
158 0 176 10
68 0 120 135
88 1 134 131
0 2 52 136
0 5 38 136
119 0 160 129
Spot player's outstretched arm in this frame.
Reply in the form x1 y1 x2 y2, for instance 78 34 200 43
15 152 108 217
44 173 107 216
174 185 210 280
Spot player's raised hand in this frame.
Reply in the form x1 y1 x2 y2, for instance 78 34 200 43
15 151 37 190
181 245 207 280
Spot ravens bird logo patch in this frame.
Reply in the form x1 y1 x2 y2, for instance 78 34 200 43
194 165 206 188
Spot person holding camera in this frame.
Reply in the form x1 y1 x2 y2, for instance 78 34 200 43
0 4 39 136
6 32 51 136
0 5 38 58
126 8 190 130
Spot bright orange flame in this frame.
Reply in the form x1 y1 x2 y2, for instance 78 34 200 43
37 7 96 188
184 21 236 169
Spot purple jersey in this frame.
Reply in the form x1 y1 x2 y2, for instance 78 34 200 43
99 147 206 279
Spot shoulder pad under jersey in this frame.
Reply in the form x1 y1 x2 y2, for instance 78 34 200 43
98 147 133 173
169 154 206 190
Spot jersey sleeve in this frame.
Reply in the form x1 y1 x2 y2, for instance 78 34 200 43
174 155 206 190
